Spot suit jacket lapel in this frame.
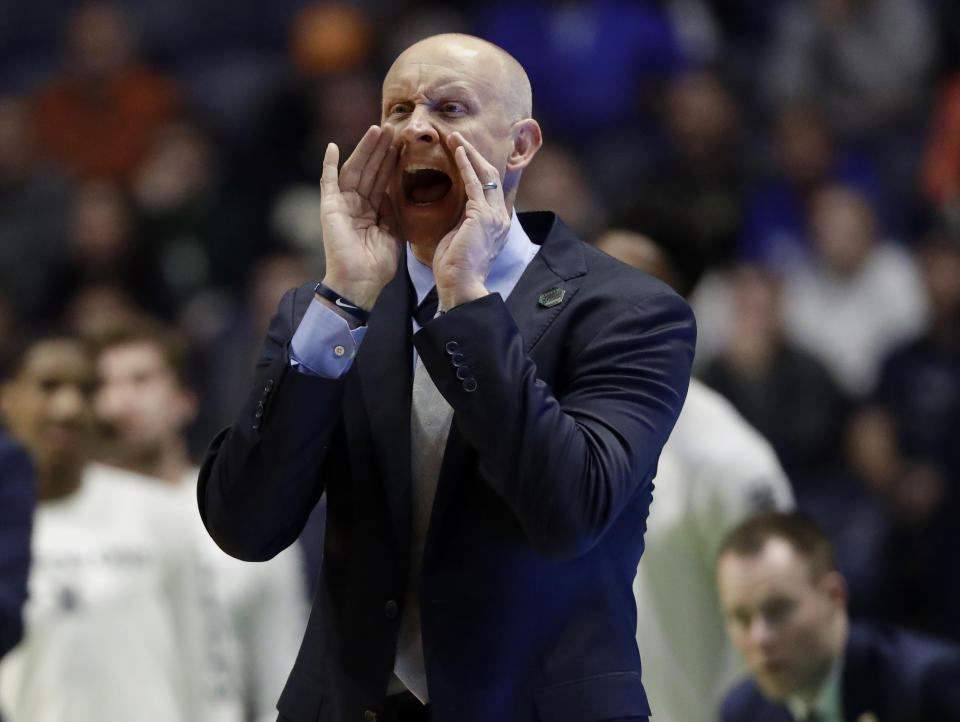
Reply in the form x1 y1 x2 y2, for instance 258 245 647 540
427 212 588 538
355 261 415 552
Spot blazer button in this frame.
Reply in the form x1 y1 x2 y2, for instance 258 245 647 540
462 377 478 392
363 710 378 722
384 600 399 620
444 340 459 355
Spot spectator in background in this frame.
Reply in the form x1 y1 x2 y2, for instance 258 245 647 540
133 115 257 308
740 101 882 272
247 2 379 253
31 2 182 182
0 433 34 714
700 265 847 481
780 183 927 398
58 178 173 326
0 335 206 721
717 511 960 722
846 228 960 641
921 71 960 219
595 225 794 722
764 0 933 142
91 314 308 722
516 141 606 241
632 67 746 269
0 95 72 325
763 0 934 228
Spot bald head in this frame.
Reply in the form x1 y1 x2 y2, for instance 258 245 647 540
386 34 532 121
380 32 542 251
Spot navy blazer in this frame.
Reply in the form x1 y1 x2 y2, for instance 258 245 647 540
721 622 960 722
0 434 35 661
198 212 696 722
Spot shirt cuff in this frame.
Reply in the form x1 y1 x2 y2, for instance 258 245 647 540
290 299 368 378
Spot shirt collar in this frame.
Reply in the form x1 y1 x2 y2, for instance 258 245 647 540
785 655 844 722
406 209 540 309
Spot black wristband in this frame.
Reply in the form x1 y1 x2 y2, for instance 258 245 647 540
313 282 370 324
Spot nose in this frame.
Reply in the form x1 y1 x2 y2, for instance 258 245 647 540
49 384 87 423
398 104 439 145
746 616 776 649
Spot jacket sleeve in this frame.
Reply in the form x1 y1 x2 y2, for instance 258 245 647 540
414 289 695 559
198 284 346 561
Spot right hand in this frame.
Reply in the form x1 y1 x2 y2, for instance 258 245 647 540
319 124 401 310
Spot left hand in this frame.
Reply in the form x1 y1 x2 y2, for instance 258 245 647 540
432 132 511 311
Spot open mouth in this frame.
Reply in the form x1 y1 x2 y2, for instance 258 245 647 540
403 165 453 205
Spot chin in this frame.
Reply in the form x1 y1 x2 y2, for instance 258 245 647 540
397 203 462 249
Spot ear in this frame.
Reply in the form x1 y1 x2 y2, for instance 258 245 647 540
177 388 199 427
506 118 542 172
0 382 13 425
821 570 848 609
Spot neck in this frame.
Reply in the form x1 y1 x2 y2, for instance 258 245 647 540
141 436 191 485
797 614 848 706
110 435 191 485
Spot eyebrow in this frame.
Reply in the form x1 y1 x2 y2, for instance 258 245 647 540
382 79 489 106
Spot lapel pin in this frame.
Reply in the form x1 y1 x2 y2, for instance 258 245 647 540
538 288 565 308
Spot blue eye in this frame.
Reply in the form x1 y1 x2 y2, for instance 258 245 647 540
441 102 466 114
389 104 411 116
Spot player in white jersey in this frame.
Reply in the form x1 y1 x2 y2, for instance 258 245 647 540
91 315 308 722
0 336 207 722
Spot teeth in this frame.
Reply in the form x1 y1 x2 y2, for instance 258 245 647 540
404 164 443 173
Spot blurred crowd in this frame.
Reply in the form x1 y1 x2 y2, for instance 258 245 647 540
1 0 960 715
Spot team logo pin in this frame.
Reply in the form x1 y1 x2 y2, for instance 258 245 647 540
538 288 565 308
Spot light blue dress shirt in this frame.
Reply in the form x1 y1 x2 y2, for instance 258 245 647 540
290 210 539 377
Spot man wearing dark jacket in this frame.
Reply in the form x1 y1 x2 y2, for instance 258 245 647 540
198 32 695 722
717 511 960 721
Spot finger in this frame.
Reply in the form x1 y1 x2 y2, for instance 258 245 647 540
320 142 341 198
449 132 501 192
357 125 395 197
369 142 398 213
453 144 490 205
339 125 382 191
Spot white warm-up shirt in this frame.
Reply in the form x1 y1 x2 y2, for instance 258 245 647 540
0 463 206 722
176 469 308 722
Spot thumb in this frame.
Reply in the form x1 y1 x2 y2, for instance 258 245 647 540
320 143 341 198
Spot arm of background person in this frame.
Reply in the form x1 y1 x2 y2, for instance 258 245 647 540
0 438 35 659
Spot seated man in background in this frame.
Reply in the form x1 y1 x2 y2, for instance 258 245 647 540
717 511 960 722
0 334 206 721
91 315 309 722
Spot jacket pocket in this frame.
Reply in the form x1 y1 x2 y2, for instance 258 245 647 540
535 671 650 721
276 670 324 722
